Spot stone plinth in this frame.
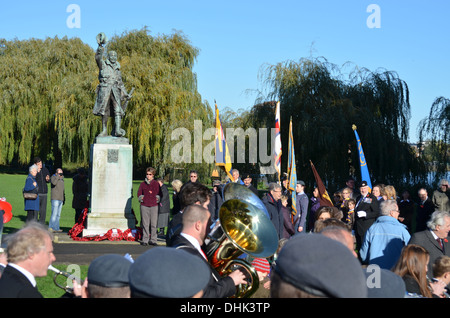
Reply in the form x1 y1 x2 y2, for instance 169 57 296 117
83 136 136 237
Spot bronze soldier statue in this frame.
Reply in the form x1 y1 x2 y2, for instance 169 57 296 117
93 33 133 138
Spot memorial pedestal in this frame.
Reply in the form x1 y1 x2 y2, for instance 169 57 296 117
83 136 136 237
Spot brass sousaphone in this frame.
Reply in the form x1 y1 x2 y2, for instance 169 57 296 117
205 182 279 298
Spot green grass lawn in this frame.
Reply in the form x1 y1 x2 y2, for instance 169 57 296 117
0 173 172 235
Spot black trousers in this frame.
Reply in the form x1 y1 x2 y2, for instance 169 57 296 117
26 210 39 222
38 194 48 224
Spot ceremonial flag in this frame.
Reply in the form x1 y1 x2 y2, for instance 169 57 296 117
215 103 233 180
310 160 334 207
352 124 372 190
287 118 297 217
274 101 282 182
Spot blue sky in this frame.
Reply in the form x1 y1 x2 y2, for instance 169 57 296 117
1 0 449 143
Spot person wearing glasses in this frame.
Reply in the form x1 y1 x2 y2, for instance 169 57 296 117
359 200 411 269
137 167 161 246
178 170 199 201
262 183 283 239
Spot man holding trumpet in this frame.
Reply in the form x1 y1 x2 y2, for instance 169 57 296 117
0 222 81 298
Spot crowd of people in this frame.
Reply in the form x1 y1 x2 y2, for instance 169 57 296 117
21 157 90 232
0 163 450 299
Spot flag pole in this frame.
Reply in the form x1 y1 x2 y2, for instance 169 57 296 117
274 101 282 183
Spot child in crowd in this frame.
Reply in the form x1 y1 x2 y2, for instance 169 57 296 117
250 257 271 298
344 199 356 230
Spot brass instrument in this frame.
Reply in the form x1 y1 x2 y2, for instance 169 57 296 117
48 265 80 294
205 183 279 298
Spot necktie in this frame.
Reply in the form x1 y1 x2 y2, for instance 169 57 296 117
200 249 208 260
437 238 443 249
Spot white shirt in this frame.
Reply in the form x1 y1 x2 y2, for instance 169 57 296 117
430 230 441 241
180 233 207 260
8 263 37 287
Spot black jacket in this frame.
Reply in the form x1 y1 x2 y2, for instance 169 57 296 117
35 166 50 195
0 265 43 298
158 184 170 215
354 192 380 248
409 230 450 278
262 193 283 239
415 198 435 232
169 234 236 298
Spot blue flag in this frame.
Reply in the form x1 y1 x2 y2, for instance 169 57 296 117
352 125 372 190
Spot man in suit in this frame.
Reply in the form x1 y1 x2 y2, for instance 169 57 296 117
409 211 450 278
416 188 435 232
0 222 56 298
169 204 247 298
354 180 380 253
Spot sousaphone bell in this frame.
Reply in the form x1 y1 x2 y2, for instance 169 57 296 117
205 182 279 298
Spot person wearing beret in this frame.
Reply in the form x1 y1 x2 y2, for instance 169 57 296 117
129 247 211 298
169 204 247 298
243 175 258 196
79 254 133 298
353 180 380 254
363 267 406 298
270 233 368 298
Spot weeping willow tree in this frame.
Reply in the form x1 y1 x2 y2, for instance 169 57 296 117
418 97 450 180
0 36 97 167
0 28 213 177
248 57 427 190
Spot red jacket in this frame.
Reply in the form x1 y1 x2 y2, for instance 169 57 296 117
137 179 161 207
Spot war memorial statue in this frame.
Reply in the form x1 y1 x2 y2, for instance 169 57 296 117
93 32 133 138
83 33 136 237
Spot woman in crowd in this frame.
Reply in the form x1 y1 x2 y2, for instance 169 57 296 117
24 164 40 222
384 185 397 201
156 178 170 238
171 179 183 216
137 167 161 246
372 184 385 201
392 244 446 298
